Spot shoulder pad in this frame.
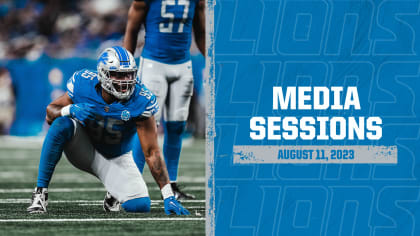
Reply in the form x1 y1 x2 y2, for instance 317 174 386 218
139 84 159 118
138 84 154 100
66 69 98 99
76 69 98 81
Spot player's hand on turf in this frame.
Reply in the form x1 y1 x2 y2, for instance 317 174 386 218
69 103 95 125
164 196 190 215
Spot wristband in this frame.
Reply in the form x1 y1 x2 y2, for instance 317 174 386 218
161 183 174 199
61 105 72 117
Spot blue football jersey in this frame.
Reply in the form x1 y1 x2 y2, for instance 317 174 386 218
139 0 199 64
66 69 159 158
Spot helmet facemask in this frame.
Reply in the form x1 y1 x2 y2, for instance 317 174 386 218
99 68 137 100
97 47 138 100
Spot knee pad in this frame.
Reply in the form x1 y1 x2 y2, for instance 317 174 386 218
49 116 74 141
121 197 151 213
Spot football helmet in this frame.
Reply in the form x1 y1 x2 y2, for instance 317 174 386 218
97 46 137 100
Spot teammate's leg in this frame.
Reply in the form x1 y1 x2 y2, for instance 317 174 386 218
133 57 168 173
164 61 194 199
132 135 145 173
28 116 75 213
163 120 187 182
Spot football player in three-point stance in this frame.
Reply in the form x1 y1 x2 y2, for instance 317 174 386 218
123 0 205 200
27 46 189 215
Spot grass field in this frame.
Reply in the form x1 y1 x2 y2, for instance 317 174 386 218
0 137 205 236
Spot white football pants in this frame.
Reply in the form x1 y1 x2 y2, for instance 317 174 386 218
63 120 149 203
138 57 194 122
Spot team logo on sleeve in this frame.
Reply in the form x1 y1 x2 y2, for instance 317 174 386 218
121 110 131 121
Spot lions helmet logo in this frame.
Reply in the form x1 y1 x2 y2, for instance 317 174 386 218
121 110 130 121
98 52 109 65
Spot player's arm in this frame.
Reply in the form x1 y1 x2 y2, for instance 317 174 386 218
124 0 148 54
136 116 190 215
193 0 206 56
46 92 95 126
135 116 170 189
45 92 74 125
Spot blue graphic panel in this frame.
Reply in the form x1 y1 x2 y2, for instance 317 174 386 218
213 0 420 235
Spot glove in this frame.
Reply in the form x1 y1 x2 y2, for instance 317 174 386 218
69 103 96 126
164 196 190 215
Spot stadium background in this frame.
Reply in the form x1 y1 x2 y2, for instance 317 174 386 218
0 0 206 235
0 0 206 137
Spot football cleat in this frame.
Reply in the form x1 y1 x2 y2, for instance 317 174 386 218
103 192 120 212
27 187 48 214
171 183 195 200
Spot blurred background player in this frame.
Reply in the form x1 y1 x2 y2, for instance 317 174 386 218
123 0 205 200
0 0 135 136
27 46 189 216
0 68 15 134
0 0 205 140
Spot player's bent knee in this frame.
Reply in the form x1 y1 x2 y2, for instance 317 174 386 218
49 117 74 140
121 197 151 213
51 117 73 131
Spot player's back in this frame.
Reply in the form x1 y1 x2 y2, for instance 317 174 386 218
142 0 199 64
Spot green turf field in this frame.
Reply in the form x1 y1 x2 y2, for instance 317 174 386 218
0 137 205 236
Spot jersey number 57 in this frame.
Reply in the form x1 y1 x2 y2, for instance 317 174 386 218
159 0 190 33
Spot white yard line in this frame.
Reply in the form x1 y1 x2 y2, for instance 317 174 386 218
0 186 204 193
0 218 205 222
0 188 105 193
0 175 206 184
0 172 25 178
0 136 44 149
0 199 205 204
77 203 205 208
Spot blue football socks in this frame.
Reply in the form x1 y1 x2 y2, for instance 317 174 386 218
36 117 74 188
163 121 186 182
132 120 186 182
